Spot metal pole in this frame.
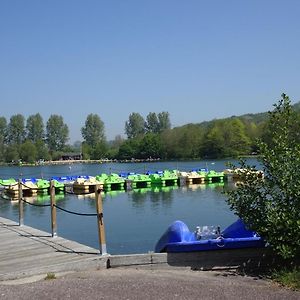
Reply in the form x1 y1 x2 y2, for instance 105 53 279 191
50 180 57 237
95 185 107 255
18 179 24 226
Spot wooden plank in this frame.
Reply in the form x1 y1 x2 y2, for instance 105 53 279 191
0 252 98 270
0 216 107 281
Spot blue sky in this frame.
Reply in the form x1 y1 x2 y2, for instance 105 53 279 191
0 0 299 142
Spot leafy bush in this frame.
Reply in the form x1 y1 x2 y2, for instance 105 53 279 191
227 94 300 259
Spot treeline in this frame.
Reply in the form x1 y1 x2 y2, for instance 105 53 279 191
1 105 300 163
0 113 70 163
117 117 265 160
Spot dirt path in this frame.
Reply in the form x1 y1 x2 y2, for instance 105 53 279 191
0 266 299 300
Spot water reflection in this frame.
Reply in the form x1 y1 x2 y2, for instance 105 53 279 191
181 182 225 192
104 190 124 199
127 186 178 212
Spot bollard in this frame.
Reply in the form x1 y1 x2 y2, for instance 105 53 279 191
95 185 107 255
18 179 24 226
50 180 57 237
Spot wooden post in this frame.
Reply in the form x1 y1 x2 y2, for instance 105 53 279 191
50 180 57 237
18 179 24 226
95 185 107 255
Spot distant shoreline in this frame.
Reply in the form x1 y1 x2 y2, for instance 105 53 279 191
0 155 260 167
1 158 163 167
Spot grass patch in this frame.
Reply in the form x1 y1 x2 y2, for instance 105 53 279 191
45 272 56 280
272 267 300 290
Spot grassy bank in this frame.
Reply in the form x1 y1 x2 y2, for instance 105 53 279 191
272 267 300 290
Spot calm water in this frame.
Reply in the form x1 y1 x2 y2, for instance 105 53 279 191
0 159 260 254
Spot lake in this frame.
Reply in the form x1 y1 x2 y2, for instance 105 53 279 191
0 158 260 254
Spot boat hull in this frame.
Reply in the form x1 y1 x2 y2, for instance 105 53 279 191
155 219 265 253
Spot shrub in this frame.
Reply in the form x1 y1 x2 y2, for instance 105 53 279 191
227 94 300 259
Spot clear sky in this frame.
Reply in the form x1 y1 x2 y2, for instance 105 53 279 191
0 0 299 143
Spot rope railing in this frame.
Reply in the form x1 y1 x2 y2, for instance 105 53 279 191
53 204 98 217
21 198 51 207
0 180 108 255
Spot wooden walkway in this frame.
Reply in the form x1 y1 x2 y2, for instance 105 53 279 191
0 217 107 281
0 216 274 282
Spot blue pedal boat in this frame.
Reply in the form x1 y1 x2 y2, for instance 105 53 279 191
155 219 265 253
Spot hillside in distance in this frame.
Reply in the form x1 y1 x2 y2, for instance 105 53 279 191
178 100 300 130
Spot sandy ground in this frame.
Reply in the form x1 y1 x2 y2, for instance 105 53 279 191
0 266 299 300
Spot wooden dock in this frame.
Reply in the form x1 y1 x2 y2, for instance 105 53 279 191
0 216 274 282
0 217 107 281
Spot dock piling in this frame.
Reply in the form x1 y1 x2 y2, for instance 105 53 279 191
95 185 107 255
50 180 57 237
18 179 24 226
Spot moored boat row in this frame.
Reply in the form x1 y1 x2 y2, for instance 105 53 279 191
0 168 262 198
0 178 65 198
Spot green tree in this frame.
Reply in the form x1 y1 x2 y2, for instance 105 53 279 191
177 125 203 159
159 129 177 159
139 133 162 158
7 114 25 145
125 113 145 138
117 138 141 160
19 141 37 163
0 117 7 161
91 141 107 159
145 112 159 133
201 122 225 158
223 119 251 157
227 94 300 259
0 117 7 141
4 144 19 163
160 125 203 159
35 139 50 161
244 121 260 153
46 115 69 151
81 114 106 146
81 143 91 160
26 113 44 142
157 111 171 132
107 135 125 159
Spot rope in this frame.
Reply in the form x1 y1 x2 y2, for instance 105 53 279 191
54 204 98 217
